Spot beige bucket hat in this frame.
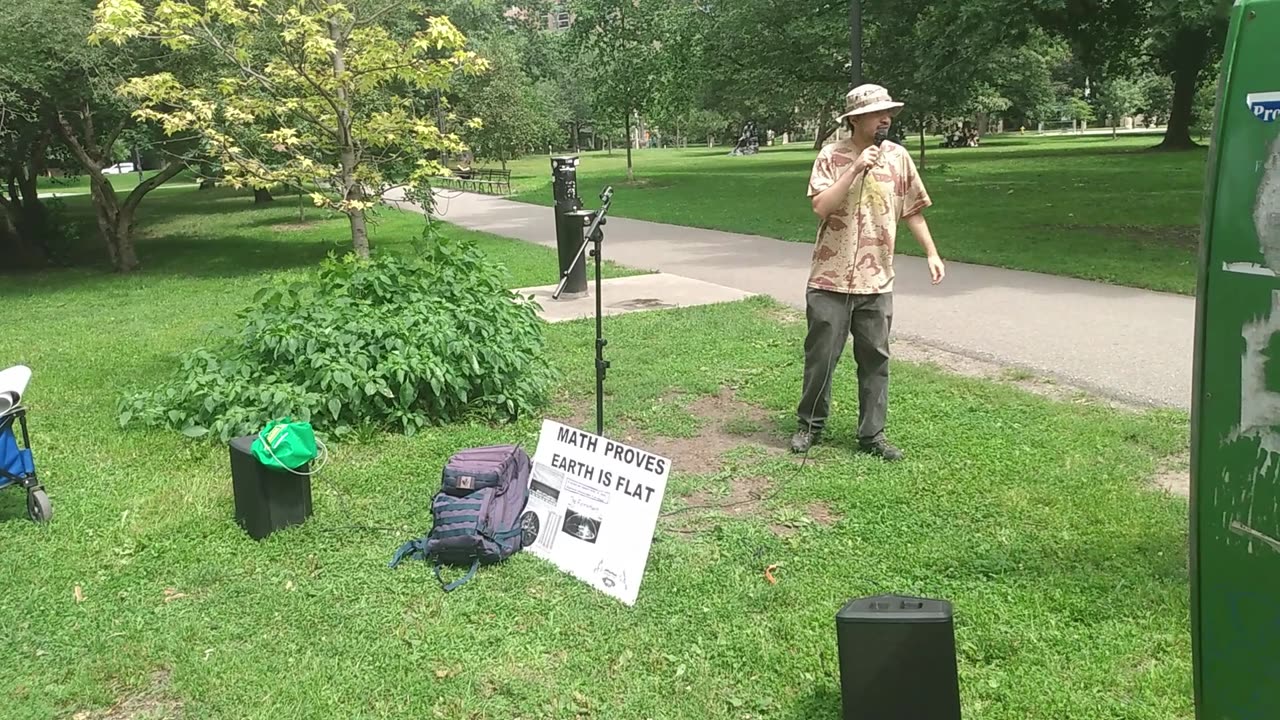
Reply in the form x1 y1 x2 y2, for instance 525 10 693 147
836 83 904 121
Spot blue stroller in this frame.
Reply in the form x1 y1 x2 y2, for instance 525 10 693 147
0 366 51 522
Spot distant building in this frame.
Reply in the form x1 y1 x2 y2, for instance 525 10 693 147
504 4 571 31
546 4 572 31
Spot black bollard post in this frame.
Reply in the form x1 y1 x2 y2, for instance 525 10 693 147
551 155 588 298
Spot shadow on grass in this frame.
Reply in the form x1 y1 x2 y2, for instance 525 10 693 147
135 235 347 278
782 685 842 719
1 234 346 298
0 486 33 525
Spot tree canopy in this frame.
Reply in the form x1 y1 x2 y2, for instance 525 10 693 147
91 0 488 258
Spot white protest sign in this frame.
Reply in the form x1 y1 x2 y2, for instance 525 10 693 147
520 419 670 605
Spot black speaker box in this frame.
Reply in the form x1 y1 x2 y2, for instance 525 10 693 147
229 434 313 540
835 594 961 720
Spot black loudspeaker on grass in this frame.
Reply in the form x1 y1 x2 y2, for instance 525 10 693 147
229 434 313 540
835 594 962 719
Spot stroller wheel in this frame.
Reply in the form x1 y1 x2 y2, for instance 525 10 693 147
27 489 51 523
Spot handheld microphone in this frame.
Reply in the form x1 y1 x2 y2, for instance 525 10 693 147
861 127 890 178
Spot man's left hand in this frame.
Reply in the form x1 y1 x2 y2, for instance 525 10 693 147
927 255 946 285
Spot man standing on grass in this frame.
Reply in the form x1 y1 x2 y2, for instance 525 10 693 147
790 84 945 461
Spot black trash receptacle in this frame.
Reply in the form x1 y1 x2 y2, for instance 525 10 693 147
835 594 961 720
229 434 313 540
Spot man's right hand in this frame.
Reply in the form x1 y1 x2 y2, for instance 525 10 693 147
854 145 881 175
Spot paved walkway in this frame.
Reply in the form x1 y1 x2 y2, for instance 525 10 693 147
402 190 1195 410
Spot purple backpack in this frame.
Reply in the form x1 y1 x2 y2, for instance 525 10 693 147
388 444 531 591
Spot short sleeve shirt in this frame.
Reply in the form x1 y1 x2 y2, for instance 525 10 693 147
805 139 931 294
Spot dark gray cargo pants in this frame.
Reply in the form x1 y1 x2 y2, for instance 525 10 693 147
795 287 893 442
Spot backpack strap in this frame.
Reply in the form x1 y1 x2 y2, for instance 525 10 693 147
387 538 426 569
434 559 480 592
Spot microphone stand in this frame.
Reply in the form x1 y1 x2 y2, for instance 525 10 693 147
552 186 615 437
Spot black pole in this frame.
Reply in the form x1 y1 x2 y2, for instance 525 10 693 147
551 156 588 297
552 186 615 436
591 223 607 437
849 0 862 86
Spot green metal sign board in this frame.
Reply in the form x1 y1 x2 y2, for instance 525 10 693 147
1192 0 1280 716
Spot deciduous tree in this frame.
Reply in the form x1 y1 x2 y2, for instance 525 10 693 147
92 0 487 258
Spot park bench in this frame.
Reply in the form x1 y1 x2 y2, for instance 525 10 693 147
437 167 512 195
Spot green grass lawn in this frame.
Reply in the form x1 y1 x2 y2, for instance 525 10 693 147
498 132 1205 294
0 187 1193 719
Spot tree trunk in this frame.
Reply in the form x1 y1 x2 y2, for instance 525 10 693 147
80 165 186 272
329 19 369 259
813 122 838 150
198 159 217 190
113 206 140 272
348 211 370 258
849 0 862 85
919 121 926 170
1157 28 1212 151
625 112 634 181
8 148 51 266
0 199 44 270
85 176 142 272
254 188 274 204
55 110 184 271
88 186 124 271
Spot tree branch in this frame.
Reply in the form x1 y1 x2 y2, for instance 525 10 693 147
275 33 345 133
81 99 99 159
121 159 186 215
190 20 339 140
353 0 401 29
102 120 129 162
55 113 106 183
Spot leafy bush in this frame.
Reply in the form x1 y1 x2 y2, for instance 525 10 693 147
119 227 557 441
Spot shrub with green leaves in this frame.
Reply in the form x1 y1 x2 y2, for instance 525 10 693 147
118 229 557 441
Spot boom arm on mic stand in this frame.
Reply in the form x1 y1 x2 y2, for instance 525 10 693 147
551 185 615 437
553 185 613 300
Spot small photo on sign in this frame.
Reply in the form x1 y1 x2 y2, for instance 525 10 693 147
561 508 601 544
530 476 562 504
520 511 541 547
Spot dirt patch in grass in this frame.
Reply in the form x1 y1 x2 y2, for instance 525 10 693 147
663 477 840 537
1151 451 1190 498
765 305 805 326
641 387 788 474
74 670 183 720
548 386 787 475
804 501 839 526
270 222 319 232
663 475 772 534
680 475 773 518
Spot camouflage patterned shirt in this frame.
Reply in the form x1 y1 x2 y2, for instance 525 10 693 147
805 139 931 295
